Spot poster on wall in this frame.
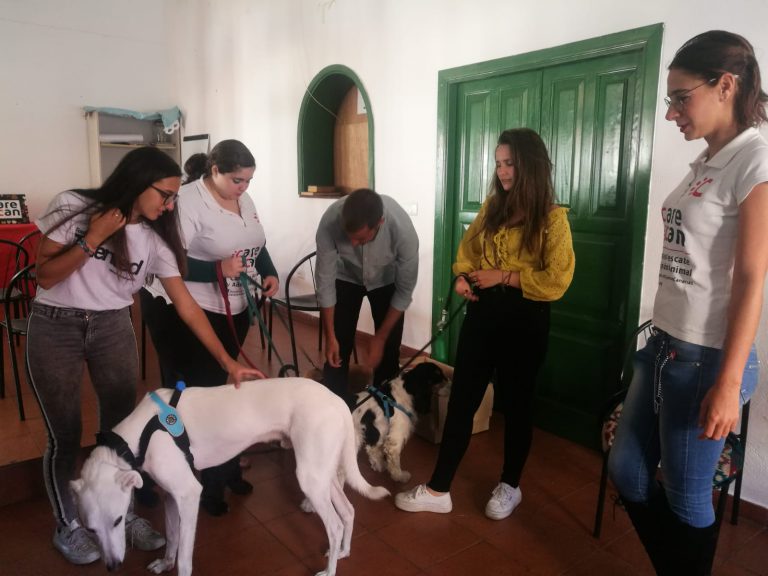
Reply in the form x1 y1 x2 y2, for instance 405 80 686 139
0 195 29 224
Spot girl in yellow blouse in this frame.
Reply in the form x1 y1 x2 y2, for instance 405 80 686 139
396 128 575 518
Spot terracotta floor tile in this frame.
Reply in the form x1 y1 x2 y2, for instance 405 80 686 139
191 523 298 575
561 548 646 576
375 512 481 569
482 505 601 576
1 312 767 576
327 532 423 576
424 540 534 576
0 431 39 465
266 508 333 563
727 527 768 575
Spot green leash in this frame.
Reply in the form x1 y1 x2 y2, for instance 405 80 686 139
239 269 298 378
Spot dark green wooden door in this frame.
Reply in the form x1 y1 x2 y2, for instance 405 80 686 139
432 25 662 447
445 71 542 357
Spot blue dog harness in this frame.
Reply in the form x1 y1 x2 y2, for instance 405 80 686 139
97 382 195 472
365 384 414 421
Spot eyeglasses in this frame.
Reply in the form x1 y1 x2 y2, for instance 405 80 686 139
664 78 717 112
149 184 178 206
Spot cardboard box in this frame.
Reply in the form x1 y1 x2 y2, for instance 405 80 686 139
406 356 494 444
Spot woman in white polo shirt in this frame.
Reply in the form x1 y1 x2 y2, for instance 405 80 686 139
608 31 768 574
29 146 263 566
141 140 279 516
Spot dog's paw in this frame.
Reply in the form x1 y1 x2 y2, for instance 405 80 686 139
300 496 316 514
367 456 384 472
147 558 174 574
391 470 411 483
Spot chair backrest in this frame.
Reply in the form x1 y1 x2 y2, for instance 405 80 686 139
0 239 29 289
3 263 36 326
17 229 41 267
618 320 655 384
284 251 319 309
600 320 655 452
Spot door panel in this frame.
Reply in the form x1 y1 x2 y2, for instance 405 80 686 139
445 72 542 358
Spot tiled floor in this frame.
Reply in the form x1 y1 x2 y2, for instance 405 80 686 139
0 303 766 575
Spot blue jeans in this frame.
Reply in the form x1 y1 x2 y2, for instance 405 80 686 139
26 303 138 526
608 330 759 528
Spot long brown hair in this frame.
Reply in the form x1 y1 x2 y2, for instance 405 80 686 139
46 147 186 278
479 128 555 264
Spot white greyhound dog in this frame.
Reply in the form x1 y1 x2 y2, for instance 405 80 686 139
70 377 390 576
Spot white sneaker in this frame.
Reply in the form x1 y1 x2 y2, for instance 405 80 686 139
52 520 101 565
485 482 521 520
395 484 452 513
126 513 166 551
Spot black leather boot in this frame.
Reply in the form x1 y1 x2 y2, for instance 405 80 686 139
668 520 718 575
621 497 672 574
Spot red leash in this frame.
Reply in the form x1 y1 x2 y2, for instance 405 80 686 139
215 261 260 370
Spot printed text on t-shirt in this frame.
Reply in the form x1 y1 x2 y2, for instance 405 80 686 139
662 207 685 247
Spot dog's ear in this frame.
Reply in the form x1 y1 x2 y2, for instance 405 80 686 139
115 469 143 492
70 478 85 495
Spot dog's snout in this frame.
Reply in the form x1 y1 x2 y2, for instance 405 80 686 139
106 560 122 572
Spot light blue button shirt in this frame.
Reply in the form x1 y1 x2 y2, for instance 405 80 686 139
315 195 419 311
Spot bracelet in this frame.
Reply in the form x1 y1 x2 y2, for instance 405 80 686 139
76 237 96 257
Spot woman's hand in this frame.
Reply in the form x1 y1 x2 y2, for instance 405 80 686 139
455 276 478 301
261 275 279 298
86 208 126 246
223 357 265 388
468 269 521 290
698 382 741 440
220 255 246 278
468 269 504 290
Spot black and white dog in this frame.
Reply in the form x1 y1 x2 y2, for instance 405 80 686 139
351 361 447 483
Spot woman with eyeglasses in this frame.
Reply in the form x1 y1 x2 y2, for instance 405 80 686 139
28 146 264 566
141 139 279 516
608 31 768 575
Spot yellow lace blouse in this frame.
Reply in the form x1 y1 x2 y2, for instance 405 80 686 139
452 201 575 301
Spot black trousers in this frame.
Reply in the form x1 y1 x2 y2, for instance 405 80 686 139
429 287 550 492
139 288 250 388
322 280 404 406
140 288 251 497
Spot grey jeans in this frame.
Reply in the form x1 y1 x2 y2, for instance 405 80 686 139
26 302 138 526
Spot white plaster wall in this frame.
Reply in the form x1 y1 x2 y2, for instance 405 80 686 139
2 0 766 510
166 0 768 511
0 0 178 217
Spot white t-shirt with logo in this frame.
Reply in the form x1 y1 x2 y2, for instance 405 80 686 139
653 128 768 348
145 177 267 314
34 191 180 311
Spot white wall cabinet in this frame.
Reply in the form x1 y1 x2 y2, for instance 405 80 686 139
86 111 181 185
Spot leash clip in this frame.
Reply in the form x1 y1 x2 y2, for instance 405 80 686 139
436 308 448 331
